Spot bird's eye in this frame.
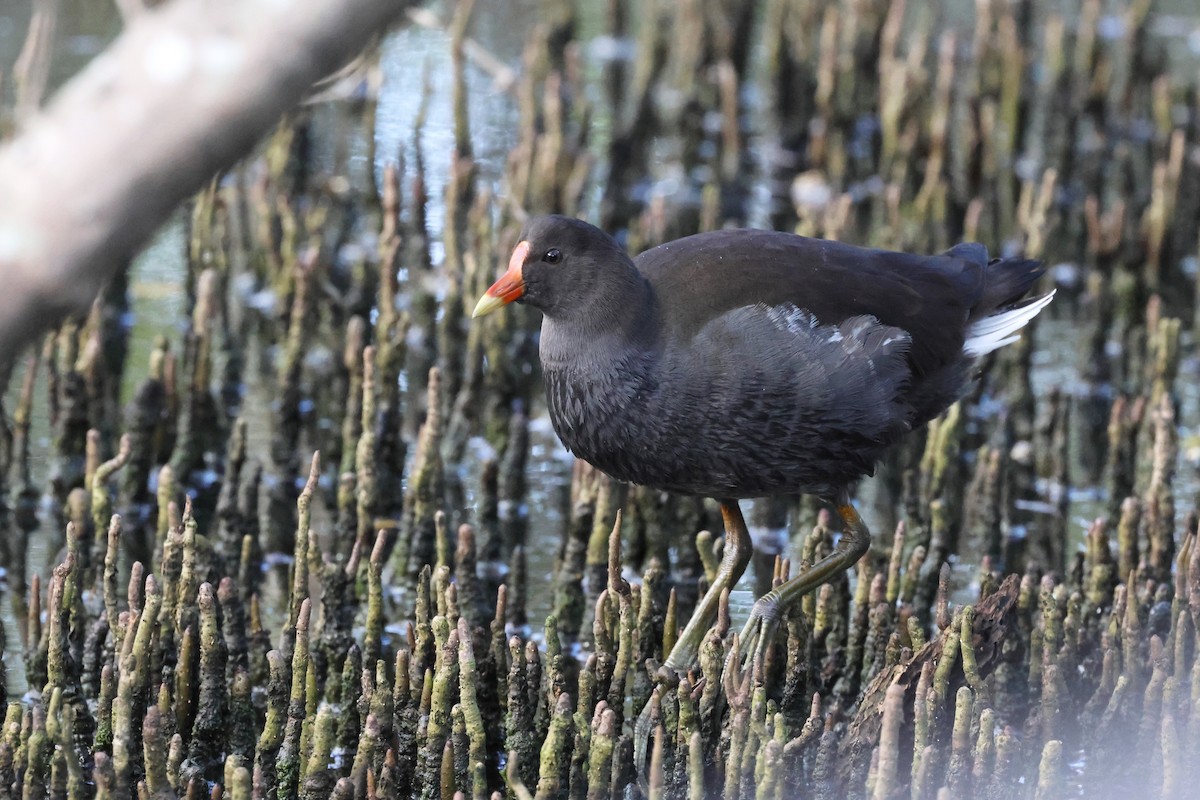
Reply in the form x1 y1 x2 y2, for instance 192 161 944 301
543 248 562 264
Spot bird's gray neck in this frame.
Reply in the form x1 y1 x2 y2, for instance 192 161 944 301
539 274 656 369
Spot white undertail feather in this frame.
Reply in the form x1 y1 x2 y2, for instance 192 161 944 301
962 290 1056 357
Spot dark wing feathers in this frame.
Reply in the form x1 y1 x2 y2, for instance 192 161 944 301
635 229 1041 378
677 304 914 491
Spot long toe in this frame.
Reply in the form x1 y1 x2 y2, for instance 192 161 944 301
722 616 779 687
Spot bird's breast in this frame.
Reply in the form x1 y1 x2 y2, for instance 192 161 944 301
541 351 660 484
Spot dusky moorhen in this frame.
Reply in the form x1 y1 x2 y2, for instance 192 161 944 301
473 214 1053 677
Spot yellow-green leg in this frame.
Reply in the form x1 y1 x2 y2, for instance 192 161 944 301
635 500 754 775
736 490 872 672
636 494 871 776
664 501 754 671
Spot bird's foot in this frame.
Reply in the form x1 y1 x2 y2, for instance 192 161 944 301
634 663 708 793
727 591 786 682
633 660 683 793
633 693 656 793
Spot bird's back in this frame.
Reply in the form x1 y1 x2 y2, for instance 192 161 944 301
635 228 1042 380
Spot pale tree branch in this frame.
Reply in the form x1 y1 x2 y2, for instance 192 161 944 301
13 0 59 117
0 0 415 368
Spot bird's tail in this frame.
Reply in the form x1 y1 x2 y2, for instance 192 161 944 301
941 244 1053 357
978 255 1045 313
963 290 1056 357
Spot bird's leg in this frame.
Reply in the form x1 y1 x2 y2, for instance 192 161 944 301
735 489 871 673
662 500 754 674
635 500 753 778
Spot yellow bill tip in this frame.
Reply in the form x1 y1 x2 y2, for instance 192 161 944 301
471 292 507 319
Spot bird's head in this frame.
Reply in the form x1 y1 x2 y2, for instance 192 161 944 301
472 215 636 321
